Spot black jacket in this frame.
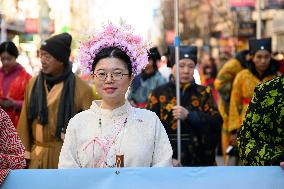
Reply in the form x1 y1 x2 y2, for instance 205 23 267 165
147 81 222 166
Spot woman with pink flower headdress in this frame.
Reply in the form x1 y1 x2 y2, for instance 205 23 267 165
58 23 173 168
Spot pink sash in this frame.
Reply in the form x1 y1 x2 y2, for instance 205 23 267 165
83 115 128 168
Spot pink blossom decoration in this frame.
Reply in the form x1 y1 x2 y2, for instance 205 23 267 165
78 22 149 76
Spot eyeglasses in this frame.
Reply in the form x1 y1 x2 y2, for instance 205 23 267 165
93 71 129 81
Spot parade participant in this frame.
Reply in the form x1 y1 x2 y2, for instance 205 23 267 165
158 55 172 82
58 23 172 168
0 41 31 126
201 56 218 102
147 45 222 166
214 49 250 164
229 38 278 142
128 47 166 108
237 75 283 166
17 33 94 169
0 107 26 184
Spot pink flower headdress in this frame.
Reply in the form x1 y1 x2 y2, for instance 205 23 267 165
78 22 149 76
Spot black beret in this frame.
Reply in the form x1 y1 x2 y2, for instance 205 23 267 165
167 45 197 67
40 33 72 64
249 38 271 54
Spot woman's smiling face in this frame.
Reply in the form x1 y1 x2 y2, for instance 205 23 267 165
93 57 132 103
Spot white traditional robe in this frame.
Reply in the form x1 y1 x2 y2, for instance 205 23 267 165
58 101 173 168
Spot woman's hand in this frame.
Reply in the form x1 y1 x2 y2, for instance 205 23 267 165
172 105 189 120
172 158 182 167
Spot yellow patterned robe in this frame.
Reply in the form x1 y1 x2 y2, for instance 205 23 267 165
214 58 245 132
229 69 275 132
214 58 245 160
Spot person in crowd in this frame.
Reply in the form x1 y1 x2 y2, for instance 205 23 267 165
237 74 283 167
0 41 31 127
228 38 279 163
128 47 166 108
147 45 222 166
58 23 172 168
214 49 250 164
0 107 26 184
17 33 94 169
202 56 218 103
158 55 172 82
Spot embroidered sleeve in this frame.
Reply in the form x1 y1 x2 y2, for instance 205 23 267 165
187 87 222 129
0 108 26 169
187 87 222 154
0 169 10 184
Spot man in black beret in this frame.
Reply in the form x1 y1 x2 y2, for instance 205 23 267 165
147 45 222 166
167 45 198 67
17 33 95 169
227 37 279 165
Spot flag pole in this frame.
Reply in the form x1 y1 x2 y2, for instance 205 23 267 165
256 0 261 39
174 0 181 163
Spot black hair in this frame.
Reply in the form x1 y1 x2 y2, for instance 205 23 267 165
148 47 161 71
148 56 158 71
92 47 132 76
0 41 19 58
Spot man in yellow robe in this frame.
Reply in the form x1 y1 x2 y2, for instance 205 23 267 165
229 38 279 164
17 33 94 168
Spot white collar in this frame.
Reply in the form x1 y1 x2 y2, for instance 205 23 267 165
90 100 132 117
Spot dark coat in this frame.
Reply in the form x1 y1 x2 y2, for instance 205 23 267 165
147 81 222 166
